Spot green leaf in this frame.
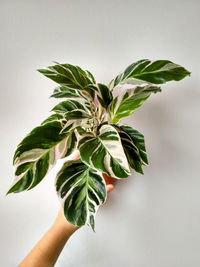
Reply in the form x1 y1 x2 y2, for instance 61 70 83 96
41 113 65 125
85 70 96 84
65 109 92 120
60 117 92 135
83 84 98 99
58 105 93 135
60 109 93 135
37 62 94 90
110 85 161 123
76 126 88 136
55 159 106 231
108 96 118 122
97 83 113 109
112 59 191 86
6 121 77 195
79 124 131 178
50 86 82 99
120 125 148 165
114 125 148 174
51 99 87 114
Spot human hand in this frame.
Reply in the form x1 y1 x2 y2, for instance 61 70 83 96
54 181 114 233
19 150 116 267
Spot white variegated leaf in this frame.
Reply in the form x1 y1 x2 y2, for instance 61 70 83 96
55 159 106 231
60 117 93 135
37 62 97 99
109 84 161 123
50 85 83 99
79 124 130 178
51 99 90 114
114 124 148 174
41 113 66 125
111 59 191 87
6 122 77 194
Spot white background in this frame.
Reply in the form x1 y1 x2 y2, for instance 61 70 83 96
1 0 200 266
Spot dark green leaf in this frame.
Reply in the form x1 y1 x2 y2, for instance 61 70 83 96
65 109 92 120
112 59 191 86
7 122 77 194
120 125 148 165
114 125 148 174
51 100 86 114
55 159 106 231
37 62 94 90
50 86 82 99
86 70 96 84
97 83 113 109
41 114 65 125
79 124 130 178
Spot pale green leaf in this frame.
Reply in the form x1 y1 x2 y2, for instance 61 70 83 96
110 85 161 123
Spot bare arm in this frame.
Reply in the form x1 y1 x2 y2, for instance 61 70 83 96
19 208 80 267
19 151 114 267
19 187 114 267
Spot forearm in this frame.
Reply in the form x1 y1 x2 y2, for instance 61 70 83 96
19 214 79 267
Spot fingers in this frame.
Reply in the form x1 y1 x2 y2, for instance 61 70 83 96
106 184 114 193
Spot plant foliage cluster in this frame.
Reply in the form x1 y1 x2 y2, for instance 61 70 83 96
6 59 190 231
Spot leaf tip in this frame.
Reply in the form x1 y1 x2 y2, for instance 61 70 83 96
5 188 12 197
52 60 60 65
90 223 96 233
37 68 45 74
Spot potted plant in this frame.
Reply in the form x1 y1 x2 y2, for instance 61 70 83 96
6 59 190 231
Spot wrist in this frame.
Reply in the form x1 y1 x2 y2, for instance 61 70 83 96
53 208 80 236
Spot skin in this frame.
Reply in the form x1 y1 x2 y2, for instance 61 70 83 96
18 151 114 267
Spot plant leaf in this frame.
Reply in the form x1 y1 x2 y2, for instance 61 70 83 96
65 109 92 120
55 159 106 231
85 70 96 84
58 106 93 135
112 59 191 86
120 125 148 165
110 85 161 123
6 121 77 195
41 113 65 125
76 126 88 136
83 84 99 99
50 86 83 99
114 125 148 174
79 124 131 178
97 83 113 109
60 118 92 135
37 62 94 91
108 96 118 122
51 99 88 114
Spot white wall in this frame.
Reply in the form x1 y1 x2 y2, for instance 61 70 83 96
1 0 200 266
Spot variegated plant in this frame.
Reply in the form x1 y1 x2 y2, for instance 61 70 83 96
6 59 190 231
